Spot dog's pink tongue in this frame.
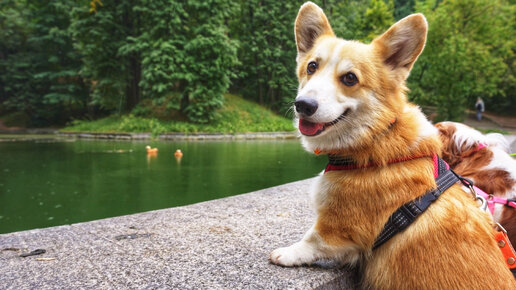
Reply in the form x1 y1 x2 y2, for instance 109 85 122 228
299 119 323 136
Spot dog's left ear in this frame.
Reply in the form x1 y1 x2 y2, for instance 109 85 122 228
373 13 427 79
295 2 334 61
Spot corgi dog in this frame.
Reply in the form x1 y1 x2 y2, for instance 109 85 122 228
270 2 516 288
436 121 516 246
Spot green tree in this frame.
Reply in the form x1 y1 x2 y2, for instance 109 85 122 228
0 0 33 120
363 0 395 41
71 0 238 123
394 0 416 19
409 0 515 120
161 0 238 123
230 0 300 113
70 1 141 113
232 0 395 113
0 0 88 126
320 0 370 40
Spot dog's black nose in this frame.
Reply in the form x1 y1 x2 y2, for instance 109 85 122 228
295 97 318 116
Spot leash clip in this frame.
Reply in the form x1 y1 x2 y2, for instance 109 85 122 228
458 175 488 211
467 183 488 211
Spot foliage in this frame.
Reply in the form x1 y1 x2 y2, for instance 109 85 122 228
319 0 370 40
409 0 515 121
230 0 300 114
1 0 515 128
476 128 509 135
363 0 395 41
70 0 238 123
0 0 88 126
394 0 416 19
158 0 238 123
70 1 142 113
231 0 395 114
63 94 295 134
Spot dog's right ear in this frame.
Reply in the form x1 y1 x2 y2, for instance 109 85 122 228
295 2 334 60
372 13 427 80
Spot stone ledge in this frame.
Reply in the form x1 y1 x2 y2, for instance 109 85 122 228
0 178 357 289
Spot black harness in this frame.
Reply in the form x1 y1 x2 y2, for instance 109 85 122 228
372 155 458 249
326 154 460 250
326 153 516 279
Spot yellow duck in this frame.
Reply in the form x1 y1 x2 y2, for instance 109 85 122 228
146 145 158 154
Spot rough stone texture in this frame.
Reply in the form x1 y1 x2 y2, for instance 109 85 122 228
0 179 358 290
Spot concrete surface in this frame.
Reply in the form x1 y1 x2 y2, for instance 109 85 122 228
0 179 358 290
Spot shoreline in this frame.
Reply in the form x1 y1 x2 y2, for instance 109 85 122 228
0 131 299 141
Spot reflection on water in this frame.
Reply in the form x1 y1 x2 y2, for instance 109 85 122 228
0 138 325 234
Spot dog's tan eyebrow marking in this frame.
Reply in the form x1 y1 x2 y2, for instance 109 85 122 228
330 41 346 65
337 59 353 74
314 38 337 63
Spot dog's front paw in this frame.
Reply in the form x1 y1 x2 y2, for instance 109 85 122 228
269 243 315 266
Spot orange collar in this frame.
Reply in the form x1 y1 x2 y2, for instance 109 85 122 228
495 230 516 275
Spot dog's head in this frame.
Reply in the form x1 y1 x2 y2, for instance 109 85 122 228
435 121 511 167
293 2 427 153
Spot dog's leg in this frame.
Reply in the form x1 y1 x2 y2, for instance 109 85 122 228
270 226 355 266
270 227 324 266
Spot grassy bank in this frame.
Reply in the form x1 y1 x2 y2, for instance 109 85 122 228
62 94 295 135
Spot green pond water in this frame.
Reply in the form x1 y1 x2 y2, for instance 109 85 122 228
0 137 326 234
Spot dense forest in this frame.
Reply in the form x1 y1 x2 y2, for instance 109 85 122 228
0 0 514 127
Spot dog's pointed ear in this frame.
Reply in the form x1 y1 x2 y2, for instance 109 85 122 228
373 13 427 79
295 2 334 59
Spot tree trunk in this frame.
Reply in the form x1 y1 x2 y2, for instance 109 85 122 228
125 54 141 111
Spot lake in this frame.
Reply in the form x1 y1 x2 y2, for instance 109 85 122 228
0 137 326 234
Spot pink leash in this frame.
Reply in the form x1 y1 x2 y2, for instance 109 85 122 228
474 186 516 214
458 143 516 214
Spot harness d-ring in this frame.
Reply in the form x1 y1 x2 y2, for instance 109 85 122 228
476 194 488 212
467 182 487 211
456 174 488 211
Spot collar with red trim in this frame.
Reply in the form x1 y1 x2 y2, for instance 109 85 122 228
325 154 432 173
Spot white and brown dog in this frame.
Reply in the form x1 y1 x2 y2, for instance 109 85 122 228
436 121 516 246
270 2 515 288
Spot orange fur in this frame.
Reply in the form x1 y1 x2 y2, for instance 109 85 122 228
270 2 516 288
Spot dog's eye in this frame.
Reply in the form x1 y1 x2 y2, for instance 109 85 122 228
341 72 358 86
307 61 318 75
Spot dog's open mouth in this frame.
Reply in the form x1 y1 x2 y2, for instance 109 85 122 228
298 109 350 136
